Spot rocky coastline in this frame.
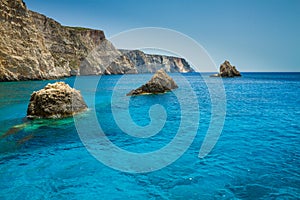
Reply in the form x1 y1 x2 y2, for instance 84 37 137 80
0 0 194 82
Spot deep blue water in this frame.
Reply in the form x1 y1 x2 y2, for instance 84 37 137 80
0 73 299 199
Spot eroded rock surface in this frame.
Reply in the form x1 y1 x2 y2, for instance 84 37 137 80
0 0 194 81
27 82 87 118
127 69 178 96
120 50 194 73
211 60 241 77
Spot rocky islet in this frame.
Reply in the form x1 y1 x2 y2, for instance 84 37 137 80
27 82 87 118
210 60 241 78
127 69 178 96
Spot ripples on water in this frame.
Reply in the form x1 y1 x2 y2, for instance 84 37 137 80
0 73 299 199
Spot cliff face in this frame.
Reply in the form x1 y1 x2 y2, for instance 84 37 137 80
29 11 105 72
0 0 66 81
0 0 117 81
120 50 194 73
0 0 193 81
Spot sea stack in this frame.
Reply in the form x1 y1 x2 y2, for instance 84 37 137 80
127 69 178 96
211 60 241 77
27 82 87 118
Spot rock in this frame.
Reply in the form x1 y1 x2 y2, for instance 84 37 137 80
0 0 194 81
104 55 137 75
220 60 241 77
0 0 106 81
119 50 194 73
27 82 87 118
210 60 241 77
127 69 178 96
77 39 137 75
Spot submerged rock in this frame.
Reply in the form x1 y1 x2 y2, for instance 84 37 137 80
27 82 87 118
127 69 178 96
210 60 241 77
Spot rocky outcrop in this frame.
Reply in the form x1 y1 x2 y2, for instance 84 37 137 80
30 10 108 75
0 0 194 81
120 50 193 73
210 60 241 77
27 82 87 118
0 0 129 80
103 55 137 75
0 0 68 81
127 69 178 96
77 40 137 76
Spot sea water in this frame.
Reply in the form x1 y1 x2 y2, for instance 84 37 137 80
0 73 299 199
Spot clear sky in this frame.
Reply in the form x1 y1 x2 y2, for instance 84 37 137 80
24 0 300 72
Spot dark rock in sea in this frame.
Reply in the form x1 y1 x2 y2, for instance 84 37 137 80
210 60 241 77
127 69 178 96
27 82 87 118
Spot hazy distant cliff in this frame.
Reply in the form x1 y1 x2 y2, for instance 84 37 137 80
120 50 193 73
0 0 193 81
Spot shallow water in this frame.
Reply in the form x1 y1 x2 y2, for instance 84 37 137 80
0 73 299 199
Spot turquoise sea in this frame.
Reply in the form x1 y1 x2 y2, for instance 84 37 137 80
0 73 299 199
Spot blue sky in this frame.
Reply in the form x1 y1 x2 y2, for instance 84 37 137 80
25 0 300 72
